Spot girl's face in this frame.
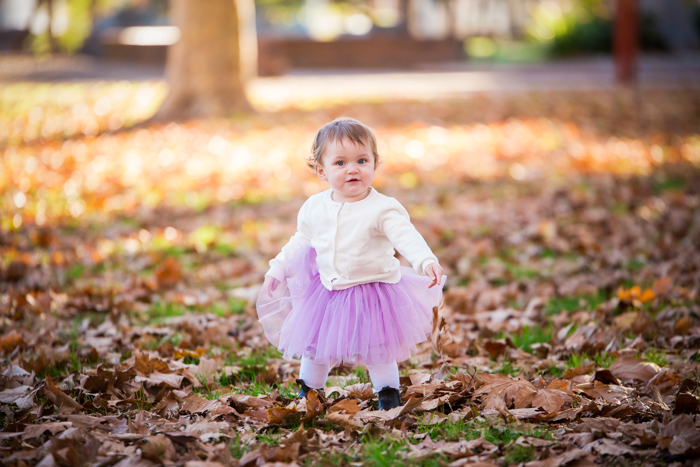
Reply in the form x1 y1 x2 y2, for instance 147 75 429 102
315 137 375 203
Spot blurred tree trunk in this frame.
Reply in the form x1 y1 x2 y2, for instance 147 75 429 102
155 0 256 120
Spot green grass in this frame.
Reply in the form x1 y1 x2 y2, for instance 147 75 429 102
654 177 685 193
511 326 552 354
545 366 563 378
229 438 248 459
146 302 187 324
565 351 616 369
504 445 535 464
565 353 588 369
66 264 85 280
495 358 520 377
417 416 469 442
416 417 552 452
226 297 247 315
593 352 617 368
626 258 646 272
544 292 606 316
644 349 667 367
361 437 409 467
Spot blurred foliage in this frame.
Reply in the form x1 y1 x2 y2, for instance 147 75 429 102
29 0 155 55
526 0 668 55
2 81 700 227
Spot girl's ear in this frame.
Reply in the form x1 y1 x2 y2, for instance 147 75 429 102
315 163 327 181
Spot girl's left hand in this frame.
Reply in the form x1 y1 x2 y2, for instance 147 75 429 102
425 263 443 289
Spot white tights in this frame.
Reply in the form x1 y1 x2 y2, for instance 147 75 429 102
299 357 400 392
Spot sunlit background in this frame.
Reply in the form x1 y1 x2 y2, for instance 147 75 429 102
1 0 699 287
0 4 700 448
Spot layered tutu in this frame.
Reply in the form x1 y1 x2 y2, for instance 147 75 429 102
256 244 445 366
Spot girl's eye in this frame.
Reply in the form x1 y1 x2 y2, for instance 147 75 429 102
335 161 344 166
358 158 367 164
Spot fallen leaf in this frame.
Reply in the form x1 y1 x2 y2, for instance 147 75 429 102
267 405 298 425
155 256 182 289
475 374 538 410
0 385 33 404
326 410 364 430
43 377 83 413
673 316 691 334
135 371 184 388
674 393 700 415
345 382 373 401
657 414 700 455
134 354 171 375
0 330 25 353
531 389 566 414
181 394 221 414
328 398 361 415
22 422 72 439
609 357 660 384
142 435 177 461
304 389 323 422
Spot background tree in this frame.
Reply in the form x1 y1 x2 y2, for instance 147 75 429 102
155 0 257 120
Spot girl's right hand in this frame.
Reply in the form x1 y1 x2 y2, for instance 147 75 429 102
263 276 281 298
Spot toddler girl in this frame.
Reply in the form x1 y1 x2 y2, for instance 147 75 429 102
256 117 445 410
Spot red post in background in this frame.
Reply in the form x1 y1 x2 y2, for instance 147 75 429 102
615 0 639 83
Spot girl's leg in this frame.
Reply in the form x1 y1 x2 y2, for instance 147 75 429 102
299 356 330 389
367 361 400 392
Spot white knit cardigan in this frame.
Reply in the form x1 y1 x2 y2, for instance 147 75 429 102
266 188 438 291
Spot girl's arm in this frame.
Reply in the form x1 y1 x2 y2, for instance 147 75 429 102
380 202 439 276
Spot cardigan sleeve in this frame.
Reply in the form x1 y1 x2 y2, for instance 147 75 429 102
266 201 312 281
379 200 438 276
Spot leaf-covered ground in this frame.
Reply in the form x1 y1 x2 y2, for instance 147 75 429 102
1 84 700 467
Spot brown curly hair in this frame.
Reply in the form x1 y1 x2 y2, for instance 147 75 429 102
308 117 380 168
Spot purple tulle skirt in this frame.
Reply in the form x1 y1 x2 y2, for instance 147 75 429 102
256 245 445 366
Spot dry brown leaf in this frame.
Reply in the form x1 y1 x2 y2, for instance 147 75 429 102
593 369 621 385
657 414 700 455
577 381 635 404
181 394 221 414
184 420 228 437
583 437 638 456
228 394 273 409
404 381 446 399
475 374 538 410
324 386 348 398
674 393 700 415
135 371 184 388
22 422 72 440
155 256 182 289
267 405 298 425
483 340 508 359
356 394 424 422
142 435 178 461
531 389 566 414
0 330 25 353
524 448 596 467
304 390 323 422
0 385 34 404
326 410 364 430
345 382 373 401
328 398 361 415
43 377 83 413
134 353 171 375
431 306 454 358
673 316 691 334
609 357 660 384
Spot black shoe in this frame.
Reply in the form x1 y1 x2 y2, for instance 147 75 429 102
377 386 402 411
296 379 313 398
